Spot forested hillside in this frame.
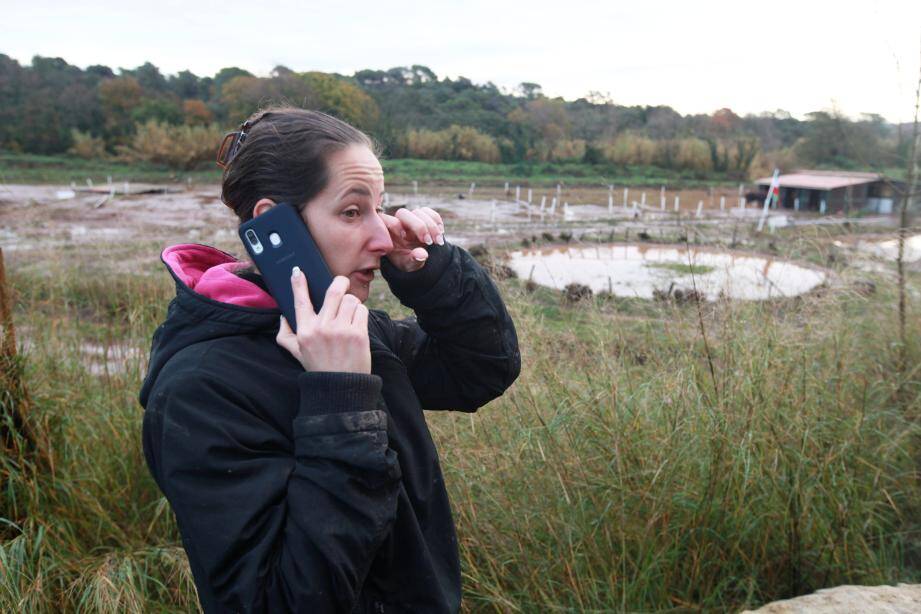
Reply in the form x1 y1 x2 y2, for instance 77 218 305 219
0 55 912 178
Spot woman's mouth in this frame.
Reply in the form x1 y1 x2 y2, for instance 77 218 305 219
353 268 376 284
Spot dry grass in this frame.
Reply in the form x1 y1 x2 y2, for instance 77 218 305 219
1 243 919 612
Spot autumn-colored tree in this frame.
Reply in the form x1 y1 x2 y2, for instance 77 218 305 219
220 76 275 122
219 72 314 123
99 76 142 143
300 72 380 130
710 107 741 132
183 99 213 125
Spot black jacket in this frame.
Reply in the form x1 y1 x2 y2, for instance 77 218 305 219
139 241 520 613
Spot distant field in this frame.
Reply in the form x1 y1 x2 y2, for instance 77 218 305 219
1 151 745 188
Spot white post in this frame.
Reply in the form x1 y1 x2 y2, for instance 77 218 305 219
720 195 725 211
674 195 680 212
642 192 647 207
107 175 112 185
660 186 665 211
608 193 613 214
550 197 557 215
527 188 532 204
757 169 779 232
86 178 93 187
623 187 628 208
413 180 418 196
515 185 520 203
491 199 497 223
739 196 745 210
794 197 800 212
125 181 130 194
469 182 476 196
540 195 546 212
820 199 827 215
504 182 510 196
696 200 703 217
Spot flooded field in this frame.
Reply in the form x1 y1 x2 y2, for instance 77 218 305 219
508 244 828 300
0 181 905 301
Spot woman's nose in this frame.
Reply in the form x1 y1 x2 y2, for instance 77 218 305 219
367 213 394 254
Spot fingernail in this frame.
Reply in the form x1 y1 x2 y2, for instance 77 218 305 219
291 265 301 278
436 234 445 245
414 253 428 262
424 234 433 245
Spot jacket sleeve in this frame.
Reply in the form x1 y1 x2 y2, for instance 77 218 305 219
144 370 401 613
379 241 521 411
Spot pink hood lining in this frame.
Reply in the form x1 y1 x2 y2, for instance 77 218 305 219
162 244 278 309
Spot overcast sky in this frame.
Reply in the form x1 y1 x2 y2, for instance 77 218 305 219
4 0 921 122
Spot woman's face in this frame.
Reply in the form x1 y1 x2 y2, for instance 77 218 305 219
299 144 393 302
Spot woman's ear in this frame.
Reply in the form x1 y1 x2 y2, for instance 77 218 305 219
252 198 277 218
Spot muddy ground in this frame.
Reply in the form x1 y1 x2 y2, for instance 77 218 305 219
0 181 908 281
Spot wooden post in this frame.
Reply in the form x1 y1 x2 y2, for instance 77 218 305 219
696 201 703 217
527 188 532 204
608 192 614 214
720 195 725 211
469 182 476 196
623 187 628 207
515 185 521 203
660 186 666 210
674 195 680 212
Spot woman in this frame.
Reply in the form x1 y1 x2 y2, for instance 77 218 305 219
138 107 520 613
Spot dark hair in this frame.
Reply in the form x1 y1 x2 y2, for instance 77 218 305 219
221 106 378 223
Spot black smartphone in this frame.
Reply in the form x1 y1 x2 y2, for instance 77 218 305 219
238 203 333 332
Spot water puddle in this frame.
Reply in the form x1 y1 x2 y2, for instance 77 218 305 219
858 234 921 262
508 244 826 300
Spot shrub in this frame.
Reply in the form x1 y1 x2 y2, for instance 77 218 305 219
119 121 225 170
67 129 106 159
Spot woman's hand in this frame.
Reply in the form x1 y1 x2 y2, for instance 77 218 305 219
380 206 446 273
276 269 371 374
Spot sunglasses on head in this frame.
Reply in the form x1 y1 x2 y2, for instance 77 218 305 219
216 120 252 170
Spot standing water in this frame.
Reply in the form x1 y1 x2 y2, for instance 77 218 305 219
508 244 826 300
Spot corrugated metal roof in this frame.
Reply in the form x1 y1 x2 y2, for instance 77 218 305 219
755 170 883 191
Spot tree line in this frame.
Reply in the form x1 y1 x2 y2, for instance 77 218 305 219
0 55 912 178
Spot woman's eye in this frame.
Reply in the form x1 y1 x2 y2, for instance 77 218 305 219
343 209 359 219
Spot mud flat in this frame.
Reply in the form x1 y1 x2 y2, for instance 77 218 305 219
508 244 827 300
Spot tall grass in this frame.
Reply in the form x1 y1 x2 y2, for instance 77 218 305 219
2 256 919 612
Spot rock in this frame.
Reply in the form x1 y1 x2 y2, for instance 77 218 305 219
741 584 921 613
563 282 592 303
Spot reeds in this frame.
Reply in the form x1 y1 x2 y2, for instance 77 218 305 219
1 254 919 612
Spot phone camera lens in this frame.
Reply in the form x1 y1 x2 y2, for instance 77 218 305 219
245 229 264 255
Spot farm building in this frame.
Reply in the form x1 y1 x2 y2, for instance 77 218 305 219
754 170 897 214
